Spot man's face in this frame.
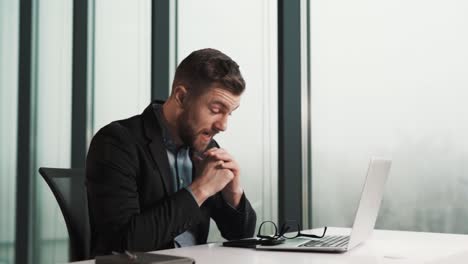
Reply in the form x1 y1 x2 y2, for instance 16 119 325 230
177 86 241 153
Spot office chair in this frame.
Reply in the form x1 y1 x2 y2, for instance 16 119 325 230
38 167 90 261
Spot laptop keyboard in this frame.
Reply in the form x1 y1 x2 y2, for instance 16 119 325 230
300 236 349 248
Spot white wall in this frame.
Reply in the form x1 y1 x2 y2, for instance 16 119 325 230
92 0 151 132
310 0 468 233
178 0 278 241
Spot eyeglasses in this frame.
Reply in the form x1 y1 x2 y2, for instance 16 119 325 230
257 221 327 241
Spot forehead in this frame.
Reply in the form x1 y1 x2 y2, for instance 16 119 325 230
199 86 241 110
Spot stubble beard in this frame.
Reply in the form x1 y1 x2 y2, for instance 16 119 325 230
177 110 209 153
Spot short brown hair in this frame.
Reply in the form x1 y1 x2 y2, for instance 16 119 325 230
172 48 245 97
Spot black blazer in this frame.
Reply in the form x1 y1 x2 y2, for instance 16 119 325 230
86 101 256 256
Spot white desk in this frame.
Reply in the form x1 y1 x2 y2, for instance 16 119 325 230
72 228 468 264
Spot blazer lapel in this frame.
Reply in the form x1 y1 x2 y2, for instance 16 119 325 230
142 102 175 195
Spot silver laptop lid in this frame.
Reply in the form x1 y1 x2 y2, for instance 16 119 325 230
347 158 391 249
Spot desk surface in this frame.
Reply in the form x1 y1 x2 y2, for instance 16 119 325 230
73 228 468 264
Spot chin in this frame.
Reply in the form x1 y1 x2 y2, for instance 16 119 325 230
193 141 210 153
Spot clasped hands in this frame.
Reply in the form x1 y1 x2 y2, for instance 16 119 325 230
190 148 243 208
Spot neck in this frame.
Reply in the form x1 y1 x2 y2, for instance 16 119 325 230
161 100 183 146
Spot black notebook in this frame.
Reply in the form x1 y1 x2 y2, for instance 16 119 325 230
95 252 195 264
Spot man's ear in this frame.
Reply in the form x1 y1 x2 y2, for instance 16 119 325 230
173 85 188 107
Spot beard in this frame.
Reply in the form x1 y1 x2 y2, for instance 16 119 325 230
177 109 211 153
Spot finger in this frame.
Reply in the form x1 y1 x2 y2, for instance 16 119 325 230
214 160 224 169
215 166 234 181
220 161 239 173
205 148 232 159
203 153 223 164
203 147 219 156
209 152 233 162
204 148 225 158
220 168 234 179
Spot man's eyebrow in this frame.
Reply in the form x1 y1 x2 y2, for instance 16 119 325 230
210 100 240 112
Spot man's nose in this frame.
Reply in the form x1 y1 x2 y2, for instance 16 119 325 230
214 115 228 132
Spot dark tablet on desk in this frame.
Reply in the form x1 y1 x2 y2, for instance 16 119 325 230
95 252 195 264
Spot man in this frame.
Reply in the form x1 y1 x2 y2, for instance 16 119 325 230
86 48 256 256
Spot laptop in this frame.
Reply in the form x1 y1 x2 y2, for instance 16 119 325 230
257 158 392 253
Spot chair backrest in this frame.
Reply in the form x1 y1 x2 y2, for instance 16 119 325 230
38 167 90 261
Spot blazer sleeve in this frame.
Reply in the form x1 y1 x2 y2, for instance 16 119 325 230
86 123 202 254
202 140 257 240
209 191 257 240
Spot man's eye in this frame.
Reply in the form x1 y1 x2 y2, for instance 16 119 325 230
211 108 220 114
